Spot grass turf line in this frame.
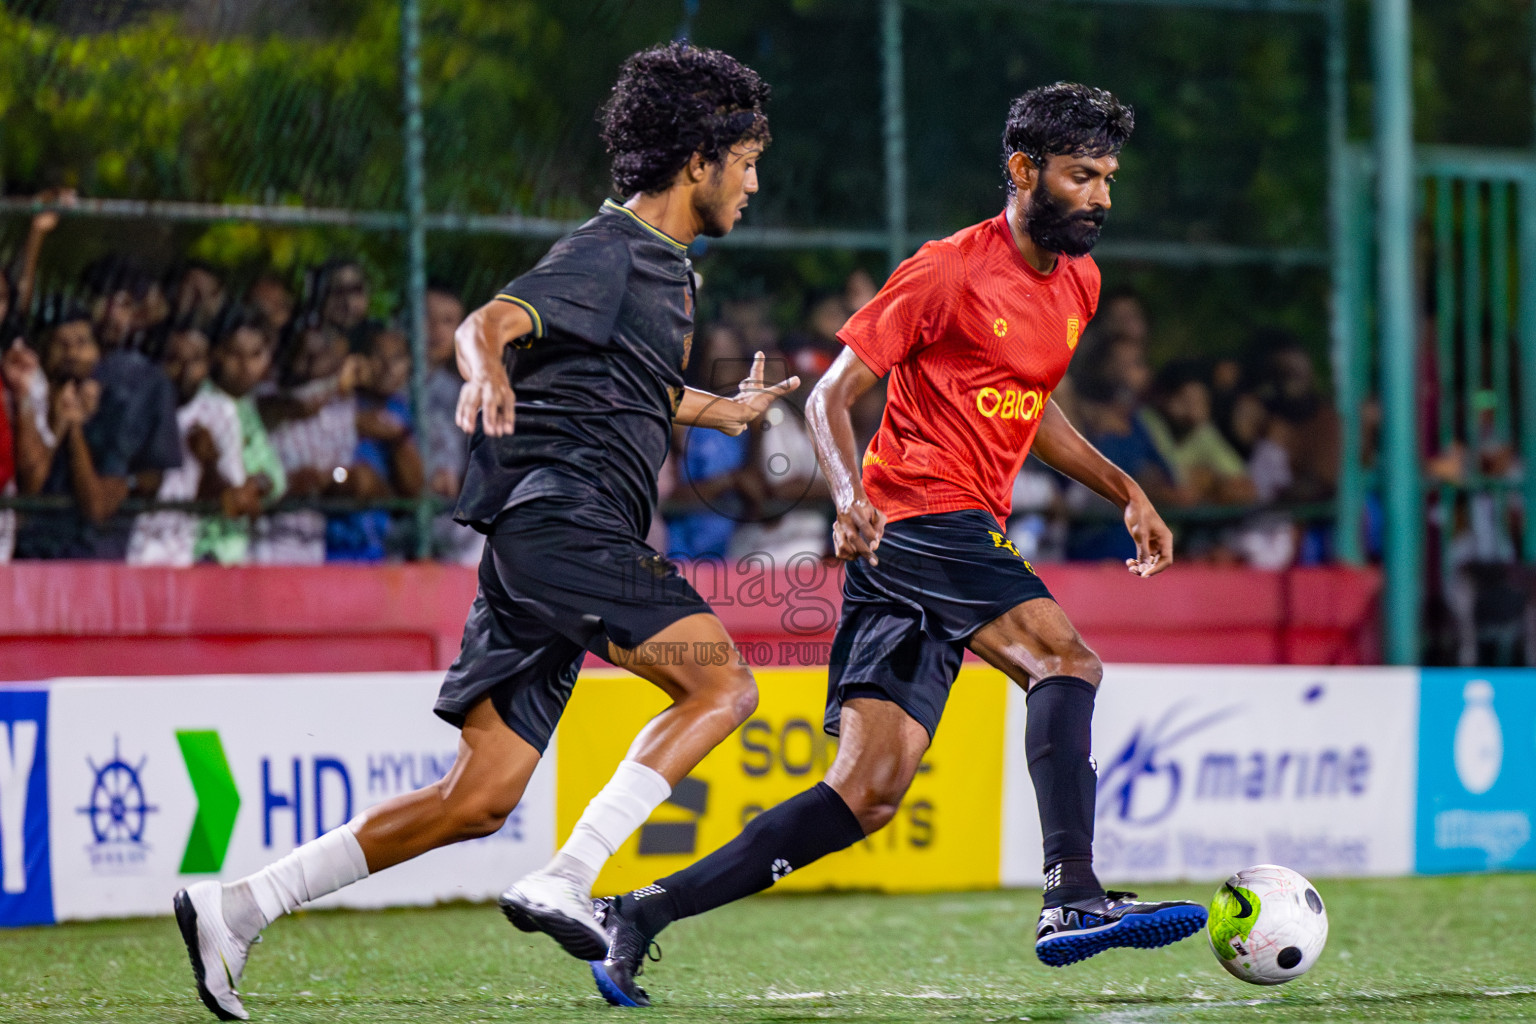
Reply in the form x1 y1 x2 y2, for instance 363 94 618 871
2 875 1535 1022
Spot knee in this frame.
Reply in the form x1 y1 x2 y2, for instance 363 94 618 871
1036 643 1102 688
848 791 903 835
833 766 917 835
439 780 520 841
701 667 759 727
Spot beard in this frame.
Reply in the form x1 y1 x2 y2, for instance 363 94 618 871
695 168 739 239
1024 178 1106 257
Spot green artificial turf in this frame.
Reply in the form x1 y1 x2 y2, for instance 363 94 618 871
4 876 1535 1023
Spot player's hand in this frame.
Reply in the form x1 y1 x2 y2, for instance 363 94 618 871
833 495 886 566
1123 490 1173 577
457 370 515 436
723 350 799 435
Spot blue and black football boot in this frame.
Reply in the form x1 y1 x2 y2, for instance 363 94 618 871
589 896 661 1008
1035 890 1207 967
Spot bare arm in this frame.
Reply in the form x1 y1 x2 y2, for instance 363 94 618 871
14 190 73 314
675 351 800 436
806 347 886 565
63 424 129 524
4 342 52 494
389 438 425 499
1031 397 1173 577
453 299 532 436
9 388 52 495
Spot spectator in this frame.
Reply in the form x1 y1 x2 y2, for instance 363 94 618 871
84 260 184 524
423 284 480 564
6 189 73 336
127 325 247 566
168 261 228 332
84 256 153 353
1007 456 1068 562
1062 333 1181 562
199 310 286 565
1140 359 1256 506
730 337 831 564
843 267 878 313
0 270 18 350
1225 389 1292 504
423 284 466 498
1097 285 1151 353
251 320 361 564
668 323 751 559
326 327 422 562
10 314 132 559
668 422 749 560
0 347 14 562
314 258 380 352
1253 330 1341 503
245 272 295 337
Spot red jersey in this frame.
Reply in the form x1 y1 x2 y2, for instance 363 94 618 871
837 211 1100 528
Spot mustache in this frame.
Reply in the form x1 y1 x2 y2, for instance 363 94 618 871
1072 208 1107 226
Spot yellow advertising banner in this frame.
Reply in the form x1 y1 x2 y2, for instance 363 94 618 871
556 664 1009 895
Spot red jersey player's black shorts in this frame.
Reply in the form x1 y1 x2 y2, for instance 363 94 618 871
823 508 1055 741
434 490 712 753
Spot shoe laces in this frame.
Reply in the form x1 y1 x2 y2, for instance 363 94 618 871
630 940 662 978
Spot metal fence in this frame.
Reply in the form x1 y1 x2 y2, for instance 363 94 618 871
4 0 1532 660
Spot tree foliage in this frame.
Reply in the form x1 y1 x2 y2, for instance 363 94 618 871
0 0 1530 358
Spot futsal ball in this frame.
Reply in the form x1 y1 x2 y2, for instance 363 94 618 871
1206 864 1328 985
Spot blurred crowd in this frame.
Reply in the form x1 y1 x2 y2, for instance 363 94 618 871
0 202 473 565
0 204 1360 576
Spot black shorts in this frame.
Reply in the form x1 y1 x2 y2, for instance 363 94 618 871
825 508 1055 741
434 493 712 752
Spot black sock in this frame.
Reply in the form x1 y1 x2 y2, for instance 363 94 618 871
623 782 865 940
1026 675 1104 908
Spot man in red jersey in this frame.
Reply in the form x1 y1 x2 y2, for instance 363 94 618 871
585 84 1205 1007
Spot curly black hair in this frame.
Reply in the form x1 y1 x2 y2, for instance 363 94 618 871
599 42 771 196
1002 82 1134 193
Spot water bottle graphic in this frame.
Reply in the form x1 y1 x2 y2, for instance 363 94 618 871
1453 679 1502 795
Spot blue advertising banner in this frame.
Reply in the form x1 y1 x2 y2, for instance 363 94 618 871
0 688 53 927
1416 669 1536 874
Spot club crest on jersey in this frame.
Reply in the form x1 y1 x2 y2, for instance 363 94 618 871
992 317 1008 337
1067 317 1081 349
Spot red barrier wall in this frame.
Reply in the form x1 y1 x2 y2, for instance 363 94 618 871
0 562 1381 681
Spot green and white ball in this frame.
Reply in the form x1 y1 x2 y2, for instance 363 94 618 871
1207 864 1329 985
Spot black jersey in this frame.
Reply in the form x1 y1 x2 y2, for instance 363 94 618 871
454 200 695 536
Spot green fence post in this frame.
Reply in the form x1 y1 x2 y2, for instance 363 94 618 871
1327 0 1363 564
1488 181 1511 444
1520 174 1536 562
881 0 907 272
1373 0 1421 665
401 0 433 560
1433 178 1456 583
1461 181 1485 471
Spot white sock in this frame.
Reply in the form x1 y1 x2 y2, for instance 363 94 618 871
237 824 370 931
547 760 670 890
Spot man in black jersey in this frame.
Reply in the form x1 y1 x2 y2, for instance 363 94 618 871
174 43 794 1021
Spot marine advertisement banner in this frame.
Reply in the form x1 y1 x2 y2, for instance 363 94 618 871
44 674 555 922
1002 666 1419 887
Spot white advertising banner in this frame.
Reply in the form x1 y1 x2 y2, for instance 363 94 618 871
47 674 555 921
1002 666 1419 887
